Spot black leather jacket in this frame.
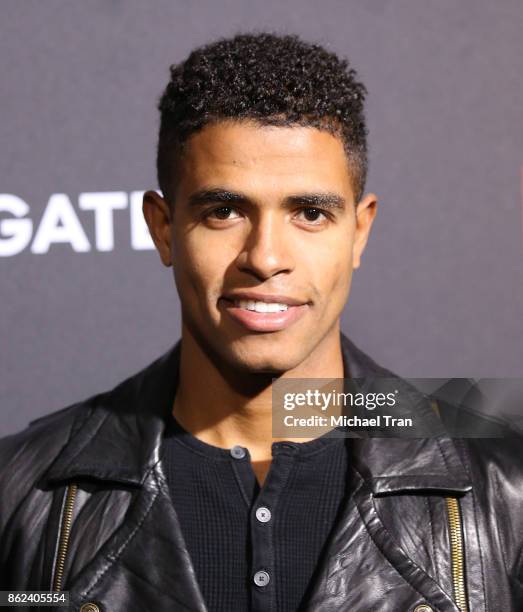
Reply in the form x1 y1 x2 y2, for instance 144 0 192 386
1 334 523 611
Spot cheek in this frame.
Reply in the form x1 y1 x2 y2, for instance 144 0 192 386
328 260 353 305
172 230 234 298
307 231 354 296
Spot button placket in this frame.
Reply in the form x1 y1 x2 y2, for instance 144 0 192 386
249 449 296 612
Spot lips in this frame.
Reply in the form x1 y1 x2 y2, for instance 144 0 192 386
221 291 308 307
219 294 310 332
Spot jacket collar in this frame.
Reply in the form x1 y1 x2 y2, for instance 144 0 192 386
44 333 471 494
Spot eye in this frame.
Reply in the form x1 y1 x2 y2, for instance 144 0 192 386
295 207 329 224
205 206 241 220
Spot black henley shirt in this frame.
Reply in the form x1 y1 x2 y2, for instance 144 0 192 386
161 414 349 612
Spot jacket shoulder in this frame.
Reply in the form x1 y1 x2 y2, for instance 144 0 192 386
459 433 523 477
0 397 98 514
0 397 97 461
0 342 179 502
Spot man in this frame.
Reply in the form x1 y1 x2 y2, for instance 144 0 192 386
1 32 522 612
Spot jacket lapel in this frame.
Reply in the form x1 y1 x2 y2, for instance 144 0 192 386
44 344 182 486
42 342 209 610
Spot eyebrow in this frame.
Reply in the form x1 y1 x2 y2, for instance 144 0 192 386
187 188 346 210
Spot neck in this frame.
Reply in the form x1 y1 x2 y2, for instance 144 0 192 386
172 324 345 463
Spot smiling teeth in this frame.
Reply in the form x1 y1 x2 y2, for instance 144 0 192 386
235 300 289 312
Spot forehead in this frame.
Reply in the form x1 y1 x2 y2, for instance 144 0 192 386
175 120 354 200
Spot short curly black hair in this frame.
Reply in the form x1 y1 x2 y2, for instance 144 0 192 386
157 31 368 203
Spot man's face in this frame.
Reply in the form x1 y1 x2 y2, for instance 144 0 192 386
144 121 377 373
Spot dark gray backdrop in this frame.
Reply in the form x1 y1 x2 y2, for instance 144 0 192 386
1 0 522 436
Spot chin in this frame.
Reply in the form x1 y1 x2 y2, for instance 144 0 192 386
235 359 293 376
226 338 305 374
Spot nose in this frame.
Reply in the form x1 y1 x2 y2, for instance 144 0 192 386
236 211 294 281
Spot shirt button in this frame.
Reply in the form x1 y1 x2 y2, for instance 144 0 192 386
253 570 270 587
230 445 246 459
255 506 271 523
413 605 433 612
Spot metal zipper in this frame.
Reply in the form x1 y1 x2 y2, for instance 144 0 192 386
52 483 78 592
445 496 469 612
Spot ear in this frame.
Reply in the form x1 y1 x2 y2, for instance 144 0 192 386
352 192 378 270
142 190 173 267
